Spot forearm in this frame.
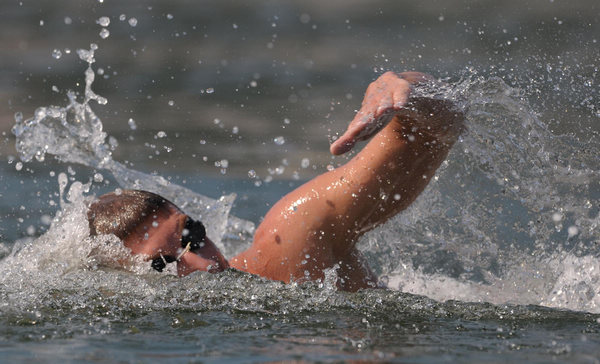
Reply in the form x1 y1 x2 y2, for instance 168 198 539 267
356 114 459 229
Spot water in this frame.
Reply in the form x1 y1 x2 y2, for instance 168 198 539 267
1 0 599 362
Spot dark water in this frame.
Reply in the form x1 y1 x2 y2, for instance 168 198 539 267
1 0 599 362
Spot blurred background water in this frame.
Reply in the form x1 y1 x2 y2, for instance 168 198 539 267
1 0 599 362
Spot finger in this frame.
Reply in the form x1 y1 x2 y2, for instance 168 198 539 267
392 87 410 109
330 110 374 155
397 71 435 84
375 92 394 118
331 92 396 155
357 108 395 142
331 105 401 155
330 136 355 155
351 91 393 142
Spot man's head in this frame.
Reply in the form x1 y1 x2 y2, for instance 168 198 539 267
87 190 229 275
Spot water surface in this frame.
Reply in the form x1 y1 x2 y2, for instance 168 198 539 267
1 0 599 362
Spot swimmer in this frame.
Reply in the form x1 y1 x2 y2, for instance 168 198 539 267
87 71 464 291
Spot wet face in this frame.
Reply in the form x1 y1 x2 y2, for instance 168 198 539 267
121 204 229 275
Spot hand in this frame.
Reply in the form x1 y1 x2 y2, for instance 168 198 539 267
330 71 434 155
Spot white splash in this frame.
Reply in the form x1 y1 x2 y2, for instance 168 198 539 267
11 44 255 256
362 75 600 313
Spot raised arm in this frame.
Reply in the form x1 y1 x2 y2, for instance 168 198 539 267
230 71 464 291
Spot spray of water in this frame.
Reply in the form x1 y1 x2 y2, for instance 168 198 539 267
11 44 254 256
363 75 600 312
8 45 600 314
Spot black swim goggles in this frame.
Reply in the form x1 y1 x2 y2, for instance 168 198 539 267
151 217 207 272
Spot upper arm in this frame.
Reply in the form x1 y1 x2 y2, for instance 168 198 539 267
229 165 366 282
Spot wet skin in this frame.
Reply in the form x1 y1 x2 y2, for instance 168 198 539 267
118 204 229 275
109 71 463 291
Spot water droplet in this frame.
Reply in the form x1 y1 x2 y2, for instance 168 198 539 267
39 20 44 26
299 13 311 24
284 118 291 124
128 118 137 130
156 131 167 138
166 13 173 20
93 173 104 182
15 162 23 171
41 215 52 225
274 136 285 145
205 87 214 94
128 17 138 27
52 85 59 92
301 158 310 168
552 212 563 223
248 170 256 178
64 16 72 25
394 194 401 201
567 226 579 238
232 23 238 29
108 136 118 149
250 80 257 87
326 164 335 171
168 100 174 106
52 49 62 59
97 16 110 27
232 126 239 134
99 28 110 39
119 14 126 21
